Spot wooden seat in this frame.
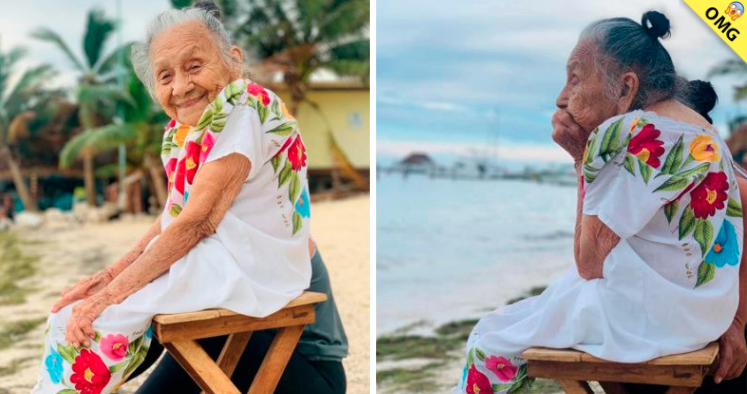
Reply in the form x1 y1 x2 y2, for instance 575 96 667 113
521 342 719 394
152 291 327 394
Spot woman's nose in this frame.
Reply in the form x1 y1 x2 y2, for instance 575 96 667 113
172 72 193 97
556 87 569 109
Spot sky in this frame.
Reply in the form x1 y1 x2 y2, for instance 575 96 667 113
0 0 172 88
376 0 747 168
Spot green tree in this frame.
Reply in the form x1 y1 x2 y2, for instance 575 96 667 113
0 44 57 212
33 9 132 207
709 58 747 102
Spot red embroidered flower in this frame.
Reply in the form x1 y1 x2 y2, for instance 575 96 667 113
246 82 271 106
627 124 665 168
165 157 177 192
167 118 176 129
466 365 494 394
184 140 201 185
287 136 307 171
690 172 729 219
199 132 216 165
70 349 111 394
485 355 517 382
175 157 186 194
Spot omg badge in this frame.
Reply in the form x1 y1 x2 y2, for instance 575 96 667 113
684 1 747 62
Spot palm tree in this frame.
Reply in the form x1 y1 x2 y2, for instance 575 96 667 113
708 58 747 102
61 64 169 209
32 9 132 206
0 44 56 212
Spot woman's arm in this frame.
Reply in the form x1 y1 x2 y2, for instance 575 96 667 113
64 153 251 347
51 214 163 312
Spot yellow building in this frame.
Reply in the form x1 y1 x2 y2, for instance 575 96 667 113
270 80 370 188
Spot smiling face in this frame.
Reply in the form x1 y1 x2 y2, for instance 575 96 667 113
555 39 621 133
150 21 242 126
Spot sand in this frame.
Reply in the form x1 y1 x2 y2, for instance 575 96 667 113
0 193 370 394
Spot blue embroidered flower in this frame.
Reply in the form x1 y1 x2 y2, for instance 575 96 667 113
705 219 740 268
295 188 310 218
146 325 153 339
45 347 63 384
184 190 189 204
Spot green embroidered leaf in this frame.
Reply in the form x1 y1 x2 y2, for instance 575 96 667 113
210 120 227 133
258 105 269 124
128 335 144 356
168 204 182 218
584 131 598 166
292 211 303 235
681 154 695 170
727 197 743 217
93 331 102 343
56 390 78 394
694 218 714 256
638 160 652 184
720 159 725 172
695 261 715 288
623 154 636 176
661 134 684 175
122 353 144 379
278 160 293 188
212 111 228 120
267 122 296 136
584 169 596 184
674 162 710 180
272 99 280 116
653 176 690 193
664 201 678 224
289 172 301 203
475 348 486 361
109 361 128 374
56 343 77 364
583 163 598 173
271 154 282 173
195 108 214 131
210 97 224 113
225 82 242 104
506 375 530 394
466 347 475 367
599 118 623 161
679 206 697 240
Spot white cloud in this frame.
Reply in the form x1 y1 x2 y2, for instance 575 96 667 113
377 139 571 163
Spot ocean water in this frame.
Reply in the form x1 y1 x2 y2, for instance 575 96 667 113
376 175 578 335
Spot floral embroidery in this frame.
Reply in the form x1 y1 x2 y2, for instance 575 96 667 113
705 220 740 268
199 132 216 165
627 124 665 168
466 365 493 394
690 172 729 219
247 82 271 106
70 349 111 394
45 347 63 384
287 135 307 171
296 188 311 218
100 333 129 361
689 135 720 162
184 140 202 185
485 355 518 382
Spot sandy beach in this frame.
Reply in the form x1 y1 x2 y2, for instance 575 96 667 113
0 193 369 394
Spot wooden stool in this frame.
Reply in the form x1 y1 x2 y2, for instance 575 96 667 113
151 291 327 394
521 342 719 394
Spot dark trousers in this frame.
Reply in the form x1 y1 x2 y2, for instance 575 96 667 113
126 330 346 394
623 328 747 394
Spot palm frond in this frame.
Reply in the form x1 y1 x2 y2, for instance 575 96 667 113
708 58 747 79
30 28 85 72
93 42 133 76
734 84 747 102
59 129 94 168
83 9 116 68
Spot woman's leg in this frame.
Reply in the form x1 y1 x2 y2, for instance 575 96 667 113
31 302 153 394
134 331 345 394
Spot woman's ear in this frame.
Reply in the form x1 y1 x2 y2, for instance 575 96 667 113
229 46 243 78
618 71 639 112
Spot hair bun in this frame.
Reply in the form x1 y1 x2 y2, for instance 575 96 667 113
688 80 718 114
193 1 222 21
641 11 671 39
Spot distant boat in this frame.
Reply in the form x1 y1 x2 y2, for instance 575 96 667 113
397 152 436 175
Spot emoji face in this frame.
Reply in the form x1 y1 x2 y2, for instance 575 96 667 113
726 2 744 21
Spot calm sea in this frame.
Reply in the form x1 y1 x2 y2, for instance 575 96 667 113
376 175 578 335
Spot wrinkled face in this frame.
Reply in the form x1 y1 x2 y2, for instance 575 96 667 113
150 21 240 126
555 39 619 133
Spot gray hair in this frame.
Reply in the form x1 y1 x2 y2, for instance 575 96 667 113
579 11 676 110
131 4 243 98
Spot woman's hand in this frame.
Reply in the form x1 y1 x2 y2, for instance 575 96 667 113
51 269 113 313
552 109 588 163
713 320 747 383
65 290 113 348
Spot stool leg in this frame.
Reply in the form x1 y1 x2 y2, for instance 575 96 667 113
164 340 241 394
199 332 254 394
558 380 595 394
247 325 304 394
664 388 696 394
599 381 628 394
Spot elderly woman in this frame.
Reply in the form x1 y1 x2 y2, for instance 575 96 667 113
31 3 335 393
456 11 747 394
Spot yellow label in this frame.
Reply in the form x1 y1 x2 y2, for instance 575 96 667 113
684 1 746 62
